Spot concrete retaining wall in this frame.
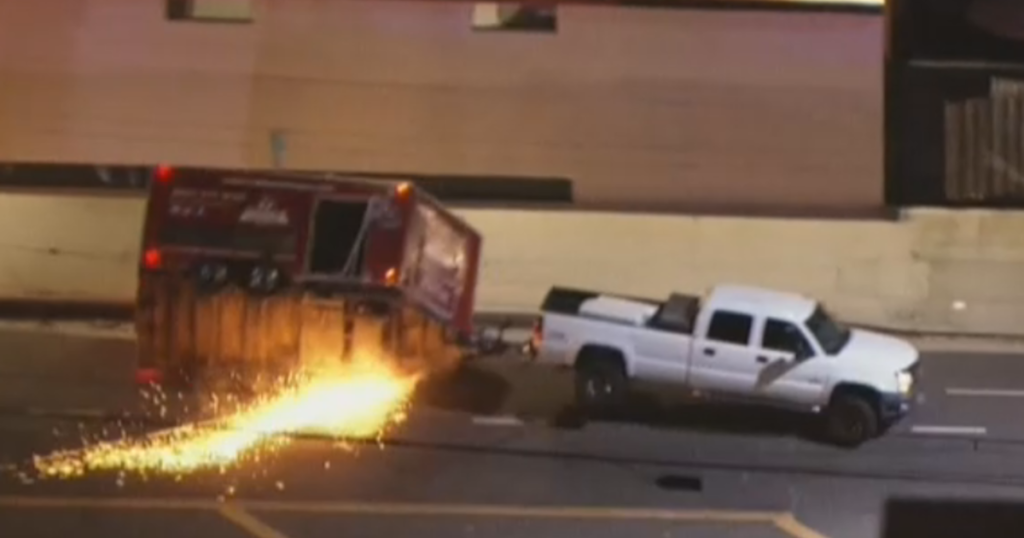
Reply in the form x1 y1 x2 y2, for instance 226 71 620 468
0 193 1021 336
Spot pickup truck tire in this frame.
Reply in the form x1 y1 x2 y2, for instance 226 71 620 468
574 357 628 413
824 393 879 447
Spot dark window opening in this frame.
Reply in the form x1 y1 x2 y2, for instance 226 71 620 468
166 0 253 23
471 3 557 33
706 311 753 346
885 0 1024 208
307 200 370 276
762 319 814 358
647 293 700 335
892 0 1024 63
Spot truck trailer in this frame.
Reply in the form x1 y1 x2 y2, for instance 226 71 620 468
134 166 482 390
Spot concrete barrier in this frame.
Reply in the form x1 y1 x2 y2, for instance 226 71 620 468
0 194 144 304
1 192 1022 336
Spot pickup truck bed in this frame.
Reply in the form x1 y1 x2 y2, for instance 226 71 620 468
541 286 700 334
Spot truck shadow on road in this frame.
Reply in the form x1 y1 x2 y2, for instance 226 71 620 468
412 363 513 416
410 358 833 445
552 396 829 444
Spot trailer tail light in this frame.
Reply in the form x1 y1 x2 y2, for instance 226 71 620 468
135 368 163 386
155 165 174 183
384 267 399 286
142 248 162 270
525 317 543 359
395 182 411 199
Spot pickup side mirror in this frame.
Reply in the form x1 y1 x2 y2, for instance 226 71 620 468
795 344 815 361
773 351 797 363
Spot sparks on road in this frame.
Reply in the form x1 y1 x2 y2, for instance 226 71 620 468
30 356 420 479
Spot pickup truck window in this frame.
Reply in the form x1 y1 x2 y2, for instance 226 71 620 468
805 306 852 355
762 319 813 357
707 311 753 345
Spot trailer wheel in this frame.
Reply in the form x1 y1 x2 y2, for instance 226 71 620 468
193 262 229 294
824 392 879 448
574 350 628 413
247 264 283 295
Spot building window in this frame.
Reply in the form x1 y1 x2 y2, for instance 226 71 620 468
166 0 254 23
471 3 557 33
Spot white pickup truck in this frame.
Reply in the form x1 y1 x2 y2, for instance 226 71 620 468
525 284 920 446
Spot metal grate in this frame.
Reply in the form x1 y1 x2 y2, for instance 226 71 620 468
944 79 1024 202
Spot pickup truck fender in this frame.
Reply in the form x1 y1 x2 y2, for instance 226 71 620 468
825 378 910 423
826 381 881 405
573 343 631 377
825 365 899 401
542 314 638 376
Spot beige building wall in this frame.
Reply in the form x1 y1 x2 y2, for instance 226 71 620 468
0 0 884 212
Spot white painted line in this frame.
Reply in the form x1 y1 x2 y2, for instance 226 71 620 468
910 425 987 436
471 415 525 427
219 504 293 538
946 387 1024 398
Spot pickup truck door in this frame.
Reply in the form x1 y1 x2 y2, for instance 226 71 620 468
689 310 761 394
627 328 692 385
751 317 829 405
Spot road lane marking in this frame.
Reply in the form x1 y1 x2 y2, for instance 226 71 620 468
910 425 987 436
240 500 781 522
471 415 524 427
0 495 777 522
0 496 211 510
219 504 293 538
25 408 108 419
946 387 1024 398
773 513 830 538
0 495 827 535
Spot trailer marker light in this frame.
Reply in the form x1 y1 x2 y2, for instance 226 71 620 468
143 248 162 270
155 165 174 183
135 368 163 385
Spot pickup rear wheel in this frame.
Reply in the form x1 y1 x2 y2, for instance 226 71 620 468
824 394 879 447
574 359 628 413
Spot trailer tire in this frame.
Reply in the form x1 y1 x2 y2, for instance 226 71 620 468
247 264 284 295
824 392 879 448
574 349 628 413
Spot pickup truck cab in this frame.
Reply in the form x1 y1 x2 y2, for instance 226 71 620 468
527 284 920 447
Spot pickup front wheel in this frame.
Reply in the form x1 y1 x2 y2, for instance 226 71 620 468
824 393 879 447
574 360 628 413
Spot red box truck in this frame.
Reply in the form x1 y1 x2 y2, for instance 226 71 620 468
134 166 482 389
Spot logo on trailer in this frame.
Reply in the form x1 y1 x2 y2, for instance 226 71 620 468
368 197 402 229
240 197 289 226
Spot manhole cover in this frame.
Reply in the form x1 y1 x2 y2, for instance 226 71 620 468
655 474 703 492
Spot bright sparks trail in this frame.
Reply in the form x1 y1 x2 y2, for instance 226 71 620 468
31 360 419 479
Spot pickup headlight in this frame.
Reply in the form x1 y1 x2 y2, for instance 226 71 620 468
896 371 914 395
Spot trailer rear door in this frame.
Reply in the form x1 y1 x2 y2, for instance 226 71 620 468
400 195 481 336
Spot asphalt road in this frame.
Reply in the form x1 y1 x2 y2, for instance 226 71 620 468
2 326 1024 538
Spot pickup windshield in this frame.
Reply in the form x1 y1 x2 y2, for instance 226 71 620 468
805 306 851 355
